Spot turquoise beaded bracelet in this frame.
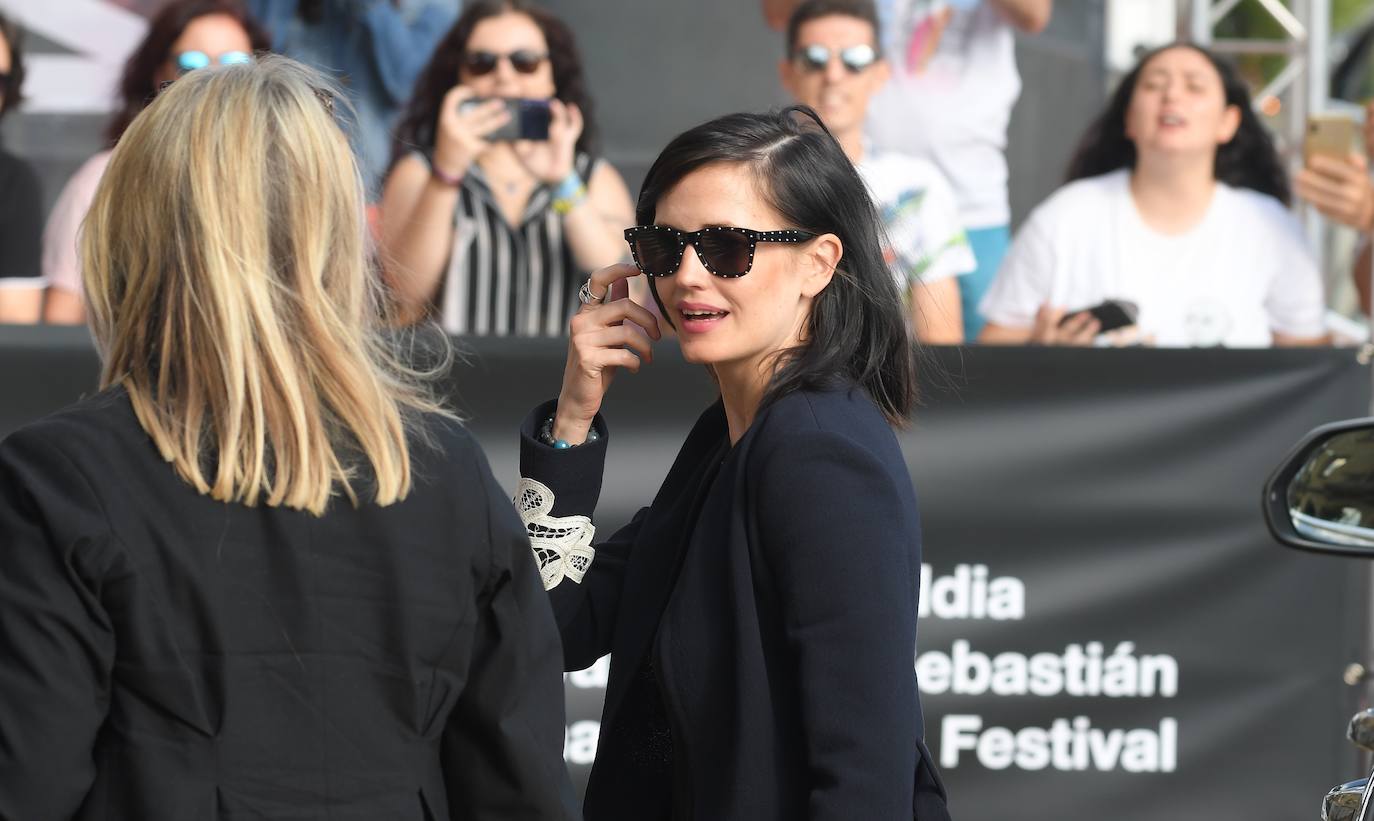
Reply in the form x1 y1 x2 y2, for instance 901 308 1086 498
539 415 601 449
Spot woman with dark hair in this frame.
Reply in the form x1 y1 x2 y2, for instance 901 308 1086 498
515 107 950 820
0 12 44 323
379 0 634 336
979 43 1327 347
41 0 270 325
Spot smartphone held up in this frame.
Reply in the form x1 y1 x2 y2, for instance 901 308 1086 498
460 97 551 142
1303 114 1363 164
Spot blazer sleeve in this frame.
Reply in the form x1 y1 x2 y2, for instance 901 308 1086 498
517 400 644 671
753 430 950 821
440 445 580 821
0 429 116 820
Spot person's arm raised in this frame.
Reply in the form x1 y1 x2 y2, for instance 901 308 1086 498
379 89 508 322
989 0 1052 33
552 263 661 445
513 101 632 272
1294 152 1374 233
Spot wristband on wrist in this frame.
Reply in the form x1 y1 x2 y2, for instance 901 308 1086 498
431 164 464 188
539 414 600 449
551 171 588 214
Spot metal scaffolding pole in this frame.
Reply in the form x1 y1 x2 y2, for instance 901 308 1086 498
1189 0 1330 270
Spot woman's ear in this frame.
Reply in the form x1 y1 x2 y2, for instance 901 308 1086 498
800 233 842 298
1217 103 1242 144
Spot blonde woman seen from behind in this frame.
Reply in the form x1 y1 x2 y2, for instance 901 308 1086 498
0 57 575 820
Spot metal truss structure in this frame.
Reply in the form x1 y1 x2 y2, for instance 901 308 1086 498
1190 0 1332 270
1189 0 1330 153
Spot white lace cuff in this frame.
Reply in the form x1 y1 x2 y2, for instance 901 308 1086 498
515 477 596 590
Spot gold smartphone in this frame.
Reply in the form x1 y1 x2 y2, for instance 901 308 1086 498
1304 114 1362 163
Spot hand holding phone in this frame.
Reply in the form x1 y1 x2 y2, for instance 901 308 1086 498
432 87 512 178
1304 114 1362 164
1295 113 1374 232
1057 299 1139 334
458 97 551 142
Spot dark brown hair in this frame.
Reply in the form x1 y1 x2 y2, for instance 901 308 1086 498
638 107 916 426
391 0 598 168
1066 42 1291 205
785 0 883 56
105 0 271 146
0 13 25 119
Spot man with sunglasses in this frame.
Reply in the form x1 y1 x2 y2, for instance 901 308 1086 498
780 0 975 344
768 0 1052 342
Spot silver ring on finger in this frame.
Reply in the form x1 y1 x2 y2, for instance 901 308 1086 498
578 279 608 306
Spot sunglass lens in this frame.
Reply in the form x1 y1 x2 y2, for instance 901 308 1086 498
219 51 252 66
632 229 683 276
464 52 499 76
841 44 877 73
176 51 211 74
799 45 830 72
698 230 752 276
509 50 544 73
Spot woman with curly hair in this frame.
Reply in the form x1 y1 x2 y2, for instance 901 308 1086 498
979 43 1327 347
380 0 634 336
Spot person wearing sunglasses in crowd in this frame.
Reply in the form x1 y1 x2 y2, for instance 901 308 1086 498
0 56 577 819
0 13 44 324
979 44 1327 347
765 0 1052 341
41 0 270 325
380 0 633 336
245 0 460 195
515 107 950 820
780 0 974 343
379 0 629 337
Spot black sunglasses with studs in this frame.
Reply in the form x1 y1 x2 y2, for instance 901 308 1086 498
794 43 879 74
462 49 548 76
624 225 817 279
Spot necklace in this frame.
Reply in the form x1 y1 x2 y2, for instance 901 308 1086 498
478 160 534 197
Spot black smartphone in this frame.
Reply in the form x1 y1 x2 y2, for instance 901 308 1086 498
459 97 551 141
1058 299 1138 333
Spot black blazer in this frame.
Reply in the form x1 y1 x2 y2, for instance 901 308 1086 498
519 384 951 821
0 389 578 821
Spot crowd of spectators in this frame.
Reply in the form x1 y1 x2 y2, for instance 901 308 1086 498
1 0 1372 348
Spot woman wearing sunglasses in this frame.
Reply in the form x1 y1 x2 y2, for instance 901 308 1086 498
42 0 270 325
0 57 575 819
380 0 634 336
517 107 951 820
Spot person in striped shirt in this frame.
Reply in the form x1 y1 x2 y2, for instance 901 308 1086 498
381 0 634 337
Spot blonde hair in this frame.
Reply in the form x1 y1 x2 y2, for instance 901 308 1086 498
81 56 450 515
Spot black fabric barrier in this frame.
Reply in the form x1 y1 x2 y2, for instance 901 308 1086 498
2 325 1371 820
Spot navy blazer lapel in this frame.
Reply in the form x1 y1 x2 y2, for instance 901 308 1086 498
600 402 729 729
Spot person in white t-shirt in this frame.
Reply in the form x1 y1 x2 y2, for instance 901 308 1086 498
778 0 975 343
979 43 1328 348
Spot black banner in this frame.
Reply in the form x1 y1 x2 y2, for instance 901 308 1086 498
2 327 1370 820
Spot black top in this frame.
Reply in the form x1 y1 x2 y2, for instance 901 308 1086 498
0 148 43 285
0 388 579 820
519 385 951 821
